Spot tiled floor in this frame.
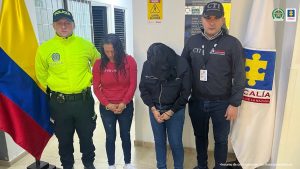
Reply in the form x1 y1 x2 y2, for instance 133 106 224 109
0 119 235 169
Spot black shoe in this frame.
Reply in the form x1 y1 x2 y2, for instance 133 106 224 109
84 164 96 169
193 166 208 169
63 167 73 169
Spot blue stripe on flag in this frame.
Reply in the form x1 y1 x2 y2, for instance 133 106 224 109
0 48 52 134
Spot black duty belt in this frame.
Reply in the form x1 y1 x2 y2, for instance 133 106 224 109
49 88 90 103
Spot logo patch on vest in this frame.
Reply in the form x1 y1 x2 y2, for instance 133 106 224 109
210 48 225 55
51 53 60 62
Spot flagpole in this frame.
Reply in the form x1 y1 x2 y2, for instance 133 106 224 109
36 160 40 167
26 159 59 169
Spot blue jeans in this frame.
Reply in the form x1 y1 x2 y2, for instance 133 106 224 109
188 98 230 169
99 101 134 165
149 107 185 169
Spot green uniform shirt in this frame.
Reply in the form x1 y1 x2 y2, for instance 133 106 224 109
35 34 100 94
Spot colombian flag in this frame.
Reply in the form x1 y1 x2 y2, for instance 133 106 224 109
0 0 52 159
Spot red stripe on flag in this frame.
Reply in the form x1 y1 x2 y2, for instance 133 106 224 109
0 93 51 159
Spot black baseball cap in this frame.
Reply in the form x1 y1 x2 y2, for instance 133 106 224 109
202 1 224 18
53 9 74 22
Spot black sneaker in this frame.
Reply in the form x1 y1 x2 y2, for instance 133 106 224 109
84 164 96 169
63 167 73 169
194 166 208 169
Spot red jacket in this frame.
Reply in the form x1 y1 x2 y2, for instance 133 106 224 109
92 55 137 106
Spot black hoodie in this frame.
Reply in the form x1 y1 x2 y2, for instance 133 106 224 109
181 29 246 107
139 43 191 112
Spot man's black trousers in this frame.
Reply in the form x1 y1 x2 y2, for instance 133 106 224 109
49 91 96 169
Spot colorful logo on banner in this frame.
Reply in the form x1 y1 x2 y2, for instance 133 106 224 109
272 8 284 21
286 8 297 22
243 49 276 103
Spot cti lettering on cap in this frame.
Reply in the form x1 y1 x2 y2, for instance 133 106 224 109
202 1 224 18
207 3 221 10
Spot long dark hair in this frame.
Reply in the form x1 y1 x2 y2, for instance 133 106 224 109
100 34 126 78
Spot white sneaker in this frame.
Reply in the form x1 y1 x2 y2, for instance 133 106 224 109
123 163 135 169
108 165 116 169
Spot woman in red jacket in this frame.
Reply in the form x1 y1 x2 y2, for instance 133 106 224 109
92 34 137 169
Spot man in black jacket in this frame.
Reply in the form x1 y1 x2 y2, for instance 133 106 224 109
139 43 191 169
181 1 246 169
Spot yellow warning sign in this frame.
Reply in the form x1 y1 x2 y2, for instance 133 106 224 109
148 0 163 21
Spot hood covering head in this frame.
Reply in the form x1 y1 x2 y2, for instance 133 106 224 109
147 43 177 81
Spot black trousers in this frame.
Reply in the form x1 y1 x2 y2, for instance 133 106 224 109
49 91 96 169
189 98 230 169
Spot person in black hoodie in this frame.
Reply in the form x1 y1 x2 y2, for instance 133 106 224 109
181 1 246 169
139 43 191 169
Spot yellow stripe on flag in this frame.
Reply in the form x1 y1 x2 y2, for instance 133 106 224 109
222 3 231 29
0 0 41 88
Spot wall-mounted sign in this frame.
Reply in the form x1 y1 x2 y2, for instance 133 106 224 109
148 0 163 23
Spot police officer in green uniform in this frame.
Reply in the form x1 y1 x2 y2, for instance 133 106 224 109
35 9 100 169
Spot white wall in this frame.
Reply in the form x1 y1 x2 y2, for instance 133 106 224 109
4 135 24 161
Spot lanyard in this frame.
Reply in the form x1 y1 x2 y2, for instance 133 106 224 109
201 42 216 69
201 37 222 69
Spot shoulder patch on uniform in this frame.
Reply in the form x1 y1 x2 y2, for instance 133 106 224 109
51 53 60 62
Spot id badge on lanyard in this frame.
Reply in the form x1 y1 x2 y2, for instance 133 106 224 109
200 69 207 81
199 43 218 82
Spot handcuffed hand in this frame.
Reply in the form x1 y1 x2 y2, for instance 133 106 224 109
160 110 174 121
106 103 118 112
114 102 126 114
151 106 164 123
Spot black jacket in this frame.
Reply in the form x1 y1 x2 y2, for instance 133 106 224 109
181 29 246 107
139 54 191 113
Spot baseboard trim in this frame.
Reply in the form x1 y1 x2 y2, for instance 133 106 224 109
134 140 196 152
134 140 236 156
0 151 28 166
